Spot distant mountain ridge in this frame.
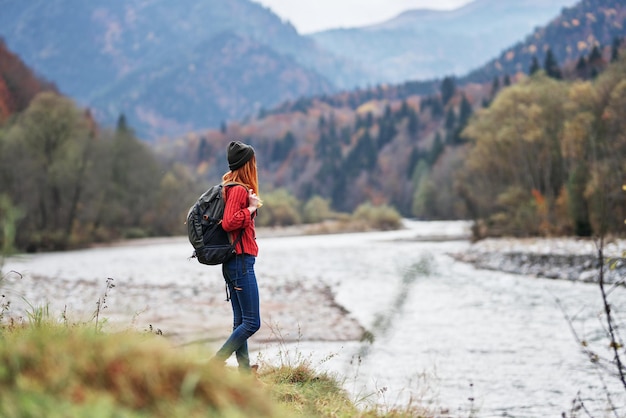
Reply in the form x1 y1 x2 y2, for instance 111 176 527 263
309 0 579 83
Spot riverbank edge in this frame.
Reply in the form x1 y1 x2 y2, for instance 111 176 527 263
449 237 626 285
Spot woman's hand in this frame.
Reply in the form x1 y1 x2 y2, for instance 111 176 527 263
248 189 260 213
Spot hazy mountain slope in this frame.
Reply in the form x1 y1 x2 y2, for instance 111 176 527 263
89 32 335 139
309 0 579 83
0 0 357 138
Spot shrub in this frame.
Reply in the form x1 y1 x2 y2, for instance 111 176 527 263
256 189 302 227
352 203 403 231
302 196 335 224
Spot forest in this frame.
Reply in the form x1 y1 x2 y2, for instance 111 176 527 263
168 41 625 237
1 37 625 252
461 60 626 238
0 94 198 251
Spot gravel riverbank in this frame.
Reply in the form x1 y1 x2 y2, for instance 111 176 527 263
450 236 626 285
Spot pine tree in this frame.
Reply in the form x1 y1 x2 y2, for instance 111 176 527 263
458 94 473 127
377 107 397 149
588 45 605 79
490 76 500 99
116 113 129 133
588 45 603 64
575 56 588 79
611 37 621 63
428 132 444 165
400 100 410 119
529 56 540 75
444 108 456 131
408 109 419 140
543 48 562 79
440 76 456 105
354 114 363 130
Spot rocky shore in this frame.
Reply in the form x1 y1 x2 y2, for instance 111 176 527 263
450 237 626 285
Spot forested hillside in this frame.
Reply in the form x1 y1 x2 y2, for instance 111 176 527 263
462 0 626 84
0 94 201 252
0 43 199 252
0 40 57 123
161 31 626 238
460 56 626 237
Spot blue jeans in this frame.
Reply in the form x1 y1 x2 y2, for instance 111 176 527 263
214 255 260 371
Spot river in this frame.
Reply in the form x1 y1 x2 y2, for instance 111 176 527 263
2 220 624 417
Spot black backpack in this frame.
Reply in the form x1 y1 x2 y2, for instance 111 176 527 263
186 183 244 265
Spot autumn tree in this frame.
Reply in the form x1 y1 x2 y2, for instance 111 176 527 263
581 55 626 234
0 94 190 251
0 39 57 116
459 75 568 235
1 92 94 249
459 54 626 237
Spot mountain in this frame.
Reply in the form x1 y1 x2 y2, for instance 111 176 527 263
157 0 625 220
309 0 579 84
0 0 362 138
87 31 336 139
0 0 618 141
0 39 57 123
462 0 626 83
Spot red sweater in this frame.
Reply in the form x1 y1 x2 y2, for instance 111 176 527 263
222 185 258 256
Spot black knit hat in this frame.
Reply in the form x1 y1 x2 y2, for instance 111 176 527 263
227 141 255 171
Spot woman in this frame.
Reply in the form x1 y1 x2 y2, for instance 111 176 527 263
212 141 262 373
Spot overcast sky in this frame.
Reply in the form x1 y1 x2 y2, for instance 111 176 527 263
252 0 474 34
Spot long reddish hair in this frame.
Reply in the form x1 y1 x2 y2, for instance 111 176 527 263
222 154 261 198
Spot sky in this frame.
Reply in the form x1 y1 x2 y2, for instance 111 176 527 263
252 0 474 34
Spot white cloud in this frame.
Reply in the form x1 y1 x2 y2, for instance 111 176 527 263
252 0 473 34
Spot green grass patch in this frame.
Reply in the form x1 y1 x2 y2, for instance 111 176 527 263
0 319 432 418
0 324 280 418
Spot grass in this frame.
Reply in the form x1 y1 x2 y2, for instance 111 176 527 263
0 324 280 418
261 361 433 418
0 317 433 418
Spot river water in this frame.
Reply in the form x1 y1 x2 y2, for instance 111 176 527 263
2 220 624 417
